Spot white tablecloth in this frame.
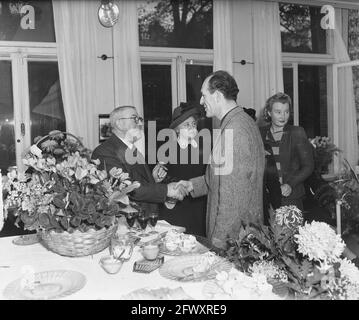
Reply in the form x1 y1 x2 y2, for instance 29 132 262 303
0 224 211 300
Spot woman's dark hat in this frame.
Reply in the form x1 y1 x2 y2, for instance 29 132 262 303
169 102 205 129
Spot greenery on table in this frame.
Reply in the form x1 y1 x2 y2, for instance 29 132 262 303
221 206 359 300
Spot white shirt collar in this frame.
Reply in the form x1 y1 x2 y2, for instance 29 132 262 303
177 136 198 149
118 136 134 150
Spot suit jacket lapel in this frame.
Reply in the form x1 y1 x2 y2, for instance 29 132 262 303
111 135 152 182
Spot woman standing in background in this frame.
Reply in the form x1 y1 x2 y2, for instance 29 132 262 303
259 93 314 223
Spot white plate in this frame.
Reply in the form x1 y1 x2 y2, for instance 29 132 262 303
12 234 39 246
159 255 232 282
160 241 209 256
3 270 86 300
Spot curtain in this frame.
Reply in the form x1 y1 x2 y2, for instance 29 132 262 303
213 0 233 128
252 1 283 122
333 20 358 166
112 0 145 154
52 0 99 150
213 0 233 74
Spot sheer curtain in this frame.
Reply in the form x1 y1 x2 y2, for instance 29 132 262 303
213 0 233 129
213 0 233 74
52 0 99 150
112 0 145 154
252 1 283 121
333 24 358 167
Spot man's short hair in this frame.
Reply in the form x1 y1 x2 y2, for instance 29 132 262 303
110 106 136 129
207 70 239 102
263 92 292 122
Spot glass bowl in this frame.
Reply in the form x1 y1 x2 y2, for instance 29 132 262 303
99 256 123 274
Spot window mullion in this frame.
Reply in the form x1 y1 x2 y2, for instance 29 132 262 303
176 55 187 107
10 53 25 172
293 63 299 126
171 58 178 110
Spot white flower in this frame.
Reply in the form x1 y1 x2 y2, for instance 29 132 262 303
274 205 303 230
339 258 359 285
295 221 345 263
250 260 288 282
30 144 42 157
75 167 88 180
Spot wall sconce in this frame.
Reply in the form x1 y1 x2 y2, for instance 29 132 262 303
98 0 120 28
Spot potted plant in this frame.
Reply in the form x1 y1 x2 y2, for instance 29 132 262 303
2 131 140 257
310 136 341 174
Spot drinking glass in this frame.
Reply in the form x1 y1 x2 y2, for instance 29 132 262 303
148 212 159 235
137 214 149 237
110 234 131 259
126 211 138 235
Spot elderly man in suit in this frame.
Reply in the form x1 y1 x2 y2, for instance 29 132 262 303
92 106 186 214
179 70 265 249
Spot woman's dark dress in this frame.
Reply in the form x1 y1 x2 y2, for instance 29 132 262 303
159 142 207 237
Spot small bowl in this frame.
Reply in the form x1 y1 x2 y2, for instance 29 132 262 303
142 244 160 260
99 256 123 274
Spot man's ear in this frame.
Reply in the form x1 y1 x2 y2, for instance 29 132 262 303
215 90 222 103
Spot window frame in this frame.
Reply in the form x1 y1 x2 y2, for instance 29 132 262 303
140 46 213 110
281 2 337 149
0 42 58 171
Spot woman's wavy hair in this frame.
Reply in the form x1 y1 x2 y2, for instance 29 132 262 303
263 92 293 122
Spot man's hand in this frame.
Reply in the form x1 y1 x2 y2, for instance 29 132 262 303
167 182 187 201
281 184 292 197
176 180 194 193
152 163 167 183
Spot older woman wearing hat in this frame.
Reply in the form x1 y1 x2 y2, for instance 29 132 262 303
159 102 208 237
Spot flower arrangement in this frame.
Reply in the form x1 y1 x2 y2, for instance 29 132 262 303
2 131 140 233
309 136 341 174
221 205 359 300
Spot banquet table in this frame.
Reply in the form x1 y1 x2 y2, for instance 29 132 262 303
0 221 219 300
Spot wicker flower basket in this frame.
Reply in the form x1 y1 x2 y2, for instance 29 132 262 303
38 223 118 257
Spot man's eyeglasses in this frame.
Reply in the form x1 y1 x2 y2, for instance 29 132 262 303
118 116 144 124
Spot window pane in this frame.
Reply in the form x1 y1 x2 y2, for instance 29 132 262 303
348 9 359 60
141 64 172 158
0 61 16 174
142 64 172 130
298 65 327 138
348 10 359 143
0 0 55 42
138 0 213 49
280 3 327 54
186 64 212 130
28 62 65 142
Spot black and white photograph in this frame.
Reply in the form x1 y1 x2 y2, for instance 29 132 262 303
98 114 111 142
1 0 359 304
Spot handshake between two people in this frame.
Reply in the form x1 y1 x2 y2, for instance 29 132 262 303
166 180 194 201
